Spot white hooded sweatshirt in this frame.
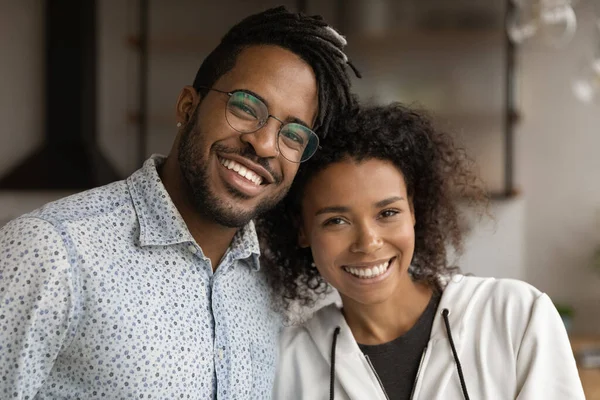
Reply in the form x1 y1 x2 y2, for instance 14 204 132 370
273 275 585 400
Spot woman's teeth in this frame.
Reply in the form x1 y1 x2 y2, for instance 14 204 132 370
220 157 263 185
343 260 391 279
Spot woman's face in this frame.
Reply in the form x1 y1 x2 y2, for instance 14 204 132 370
298 158 416 306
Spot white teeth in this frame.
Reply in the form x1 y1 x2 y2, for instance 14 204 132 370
343 260 391 279
219 158 263 186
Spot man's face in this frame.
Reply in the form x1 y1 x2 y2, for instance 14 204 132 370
176 45 319 227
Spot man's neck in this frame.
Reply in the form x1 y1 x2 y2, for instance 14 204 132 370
159 156 238 271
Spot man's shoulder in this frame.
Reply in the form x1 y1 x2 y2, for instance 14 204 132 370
25 179 131 226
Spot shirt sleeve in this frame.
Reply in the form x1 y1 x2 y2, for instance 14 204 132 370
0 217 79 399
515 292 585 399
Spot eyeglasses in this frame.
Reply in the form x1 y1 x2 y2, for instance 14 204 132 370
197 86 320 163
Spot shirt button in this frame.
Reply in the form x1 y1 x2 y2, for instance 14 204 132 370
219 349 224 360
188 245 197 254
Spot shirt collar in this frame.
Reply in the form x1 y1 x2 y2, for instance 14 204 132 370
229 220 261 271
128 155 194 247
127 155 261 269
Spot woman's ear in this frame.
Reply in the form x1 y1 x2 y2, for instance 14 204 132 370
295 215 310 248
298 227 309 248
409 196 416 226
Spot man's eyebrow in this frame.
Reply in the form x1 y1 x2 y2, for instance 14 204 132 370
315 206 349 216
286 117 311 129
374 196 405 208
236 89 312 129
237 88 267 106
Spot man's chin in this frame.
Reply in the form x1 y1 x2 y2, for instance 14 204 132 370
194 196 257 228
190 176 286 228
212 213 254 228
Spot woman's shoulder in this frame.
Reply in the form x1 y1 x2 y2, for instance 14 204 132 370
278 303 348 372
441 274 556 326
281 303 343 343
445 274 543 300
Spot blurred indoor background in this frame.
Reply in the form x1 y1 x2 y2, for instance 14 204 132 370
1 0 599 394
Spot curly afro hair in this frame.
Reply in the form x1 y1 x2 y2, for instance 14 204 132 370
256 102 489 311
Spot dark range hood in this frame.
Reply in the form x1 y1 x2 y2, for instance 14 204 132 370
0 0 120 190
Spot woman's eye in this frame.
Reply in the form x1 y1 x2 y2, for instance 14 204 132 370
380 209 400 218
323 217 346 226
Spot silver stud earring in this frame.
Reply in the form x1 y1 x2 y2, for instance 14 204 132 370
176 122 182 128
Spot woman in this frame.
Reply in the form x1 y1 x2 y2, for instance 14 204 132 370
257 103 584 400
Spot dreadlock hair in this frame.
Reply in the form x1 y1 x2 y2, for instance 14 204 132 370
256 102 490 311
192 6 360 138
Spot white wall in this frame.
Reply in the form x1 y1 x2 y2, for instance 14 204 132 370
517 1 600 333
460 198 527 280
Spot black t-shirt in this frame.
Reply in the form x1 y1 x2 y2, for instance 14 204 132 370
358 292 440 400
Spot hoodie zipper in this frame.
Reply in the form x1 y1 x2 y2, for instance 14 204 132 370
409 346 428 400
364 355 391 400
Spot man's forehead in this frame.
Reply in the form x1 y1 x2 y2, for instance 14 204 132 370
216 45 318 122
227 45 313 81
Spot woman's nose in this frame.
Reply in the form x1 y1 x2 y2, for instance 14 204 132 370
349 224 383 254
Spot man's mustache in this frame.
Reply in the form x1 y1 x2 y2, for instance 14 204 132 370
214 144 282 184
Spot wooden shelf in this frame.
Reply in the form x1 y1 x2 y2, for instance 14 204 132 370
345 28 504 53
126 34 218 55
489 188 521 201
124 28 504 56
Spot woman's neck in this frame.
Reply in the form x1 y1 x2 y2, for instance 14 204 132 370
341 278 433 345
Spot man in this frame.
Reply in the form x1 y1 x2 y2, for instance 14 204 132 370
0 6 357 399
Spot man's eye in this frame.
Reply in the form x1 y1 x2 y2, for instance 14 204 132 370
231 103 258 118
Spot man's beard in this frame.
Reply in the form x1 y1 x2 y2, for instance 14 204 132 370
177 113 290 228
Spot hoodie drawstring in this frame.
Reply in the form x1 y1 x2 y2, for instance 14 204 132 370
328 310 470 400
442 308 470 400
329 326 341 400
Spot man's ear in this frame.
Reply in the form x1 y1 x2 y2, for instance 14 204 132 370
175 85 200 126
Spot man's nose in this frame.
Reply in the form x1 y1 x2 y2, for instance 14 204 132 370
239 118 280 159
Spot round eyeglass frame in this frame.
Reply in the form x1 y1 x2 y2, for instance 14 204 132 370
197 86 320 163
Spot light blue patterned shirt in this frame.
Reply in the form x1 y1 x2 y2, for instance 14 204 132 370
0 156 281 400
